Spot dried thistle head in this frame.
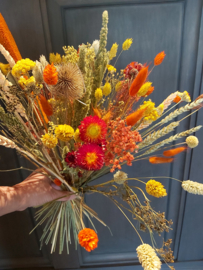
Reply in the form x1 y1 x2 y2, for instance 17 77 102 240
50 63 85 101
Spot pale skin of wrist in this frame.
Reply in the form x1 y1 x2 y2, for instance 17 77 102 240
0 169 76 217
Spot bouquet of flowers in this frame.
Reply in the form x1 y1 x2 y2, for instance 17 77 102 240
0 10 203 270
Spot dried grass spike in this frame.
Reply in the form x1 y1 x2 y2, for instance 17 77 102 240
51 63 85 101
0 135 17 149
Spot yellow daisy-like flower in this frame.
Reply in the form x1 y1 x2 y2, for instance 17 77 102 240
146 180 167 198
12 58 36 77
107 65 116 73
122 38 133 50
109 43 118 60
41 133 58 148
55 124 74 142
103 82 111 96
137 82 152 97
95 88 103 101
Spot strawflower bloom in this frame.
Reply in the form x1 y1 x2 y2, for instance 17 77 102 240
186 135 199 148
76 143 104 171
182 180 203 195
95 88 103 100
79 115 107 143
154 51 166 66
65 151 77 168
122 38 133 50
137 82 152 97
146 180 167 198
41 133 58 148
55 125 74 142
43 63 58 85
103 82 111 96
109 43 118 60
136 244 162 270
78 228 98 252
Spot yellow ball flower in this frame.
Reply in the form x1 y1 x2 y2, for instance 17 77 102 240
146 180 167 198
137 82 152 97
95 88 103 101
12 58 36 77
55 124 74 142
41 133 58 148
103 82 111 96
122 38 133 50
109 43 118 60
107 65 116 73
186 135 199 148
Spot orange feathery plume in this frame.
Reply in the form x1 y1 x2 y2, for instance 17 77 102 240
36 96 49 124
145 86 154 96
126 108 146 126
0 13 22 62
173 95 181 103
92 107 102 118
154 51 166 66
149 156 174 164
129 66 148 97
53 178 62 186
43 63 58 85
163 146 187 157
78 228 98 252
102 111 112 123
39 95 53 116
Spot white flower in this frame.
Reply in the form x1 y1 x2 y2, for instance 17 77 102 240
186 135 199 148
114 171 128 185
91 40 100 55
137 244 161 270
182 180 203 195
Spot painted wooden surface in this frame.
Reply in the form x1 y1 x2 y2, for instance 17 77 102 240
0 0 203 269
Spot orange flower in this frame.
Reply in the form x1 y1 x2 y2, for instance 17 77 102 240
154 51 166 66
145 86 154 96
93 107 102 118
163 146 187 157
39 95 53 116
173 95 181 103
43 63 58 85
53 178 62 186
0 13 22 62
78 228 98 252
129 66 148 97
149 156 174 164
126 108 146 126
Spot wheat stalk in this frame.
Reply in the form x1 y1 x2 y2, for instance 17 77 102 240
0 44 15 67
138 121 179 149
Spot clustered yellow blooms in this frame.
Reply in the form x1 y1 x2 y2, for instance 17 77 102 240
122 38 133 50
177 90 191 102
146 180 167 198
109 43 118 60
18 76 36 88
137 82 152 97
63 46 78 64
107 65 116 73
140 100 159 122
55 124 74 142
103 82 111 96
49 53 62 64
95 88 103 101
0 63 10 76
12 58 36 77
41 133 58 149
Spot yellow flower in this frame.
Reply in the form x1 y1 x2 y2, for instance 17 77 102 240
186 135 199 148
12 58 36 77
18 76 36 88
182 91 191 102
115 81 123 92
140 100 159 122
156 103 164 116
107 65 116 73
74 128 81 142
122 38 133 50
146 180 167 198
109 43 118 60
55 124 74 142
103 82 111 96
95 88 103 100
137 82 152 97
41 133 58 148
49 52 62 64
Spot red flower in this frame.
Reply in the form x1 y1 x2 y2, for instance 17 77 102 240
79 116 107 144
76 144 104 171
65 151 77 168
124 61 143 79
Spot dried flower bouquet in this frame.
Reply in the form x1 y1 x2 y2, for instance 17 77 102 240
0 10 203 270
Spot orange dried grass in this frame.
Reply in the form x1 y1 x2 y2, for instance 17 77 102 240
129 66 148 97
39 95 53 116
126 108 146 126
0 13 22 62
145 86 154 96
154 51 166 66
149 156 174 164
173 95 181 103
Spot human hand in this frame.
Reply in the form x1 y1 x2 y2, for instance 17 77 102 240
13 168 76 210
